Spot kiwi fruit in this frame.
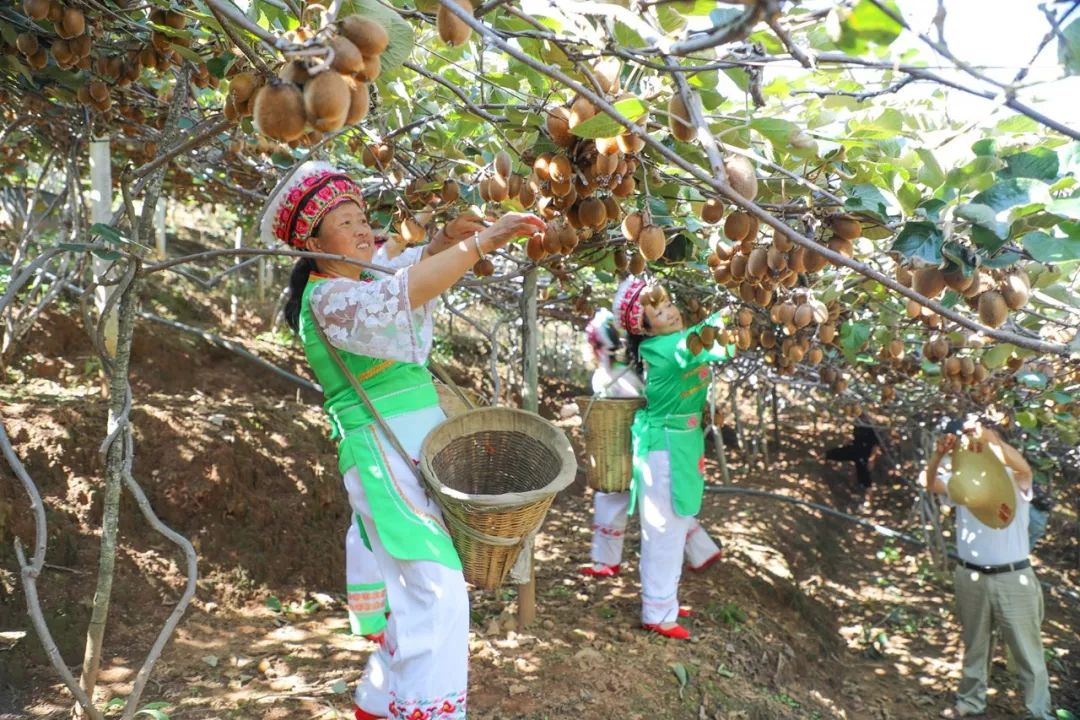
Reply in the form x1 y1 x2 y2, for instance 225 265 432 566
569 95 596 129
355 54 381 82
533 153 553 180
830 217 861 240
340 15 390 56
549 178 573 197
819 323 836 344
549 154 572 184
16 33 39 57
617 133 645 154
24 0 49 20
164 10 187 29
1001 271 1030 310
593 152 618 176
526 233 546 261
723 156 758 201
473 258 495 276
489 174 510 202
546 106 573 147
229 72 259 104
700 198 724 224
828 237 853 258
494 150 512 178
687 333 704 356
807 346 824 364
887 339 904 359
766 246 787 272
279 60 311 86
667 94 694 142
518 181 536 209
943 267 975 292
401 217 426 244
639 224 665 261
592 57 621 94
437 0 473 47
579 197 606 229
602 197 621 224
724 211 751 242
330 35 365 75
343 77 370 124
254 79 307 142
611 175 635 198
977 290 1008 328
912 267 946 299
595 136 621 156
304 71 350 132
729 254 747 281
58 7 85 39
629 252 646 274
621 211 643 242
746 247 768 279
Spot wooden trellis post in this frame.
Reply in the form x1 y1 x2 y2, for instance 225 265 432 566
90 139 118 356
517 268 538 629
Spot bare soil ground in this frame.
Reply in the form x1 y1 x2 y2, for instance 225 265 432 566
2 305 1077 719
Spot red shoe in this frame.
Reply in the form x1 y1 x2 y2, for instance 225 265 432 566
354 705 386 720
363 631 385 645
678 607 692 618
688 550 723 573
579 563 621 578
642 623 691 640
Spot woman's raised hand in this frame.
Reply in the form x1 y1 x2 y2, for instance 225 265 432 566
478 212 546 253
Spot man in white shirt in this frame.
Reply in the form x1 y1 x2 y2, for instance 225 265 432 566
924 419 1054 719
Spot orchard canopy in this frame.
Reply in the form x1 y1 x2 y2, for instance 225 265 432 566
3 0 1080 455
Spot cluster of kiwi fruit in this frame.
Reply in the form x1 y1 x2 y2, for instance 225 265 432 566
243 14 388 144
899 263 1030 330
18 0 89 71
515 61 648 261
817 366 849 395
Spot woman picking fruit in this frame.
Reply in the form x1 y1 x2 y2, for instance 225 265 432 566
612 276 735 640
265 161 544 720
580 308 724 580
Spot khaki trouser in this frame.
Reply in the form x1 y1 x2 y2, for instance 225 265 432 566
953 565 1054 719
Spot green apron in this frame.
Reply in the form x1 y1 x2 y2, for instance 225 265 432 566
300 276 461 570
629 312 734 517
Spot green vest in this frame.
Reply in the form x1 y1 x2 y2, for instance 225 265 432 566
300 276 461 570
630 312 734 517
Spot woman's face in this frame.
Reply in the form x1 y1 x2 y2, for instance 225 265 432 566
306 201 378 265
644 298 684 336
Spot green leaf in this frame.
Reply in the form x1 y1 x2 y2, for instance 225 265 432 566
844 184 894 222
915 148 946 188
1000 148 1059 181
891 222 943 264
971 225 1008 254
828 0 903 54
749 117 800 150
709 7 744 28
955 203 1008 239
723 67 749 92
134 710 170 720
1017 370 1048 389
169 43 204 64
971 138 998 157
570 97 647 139
1046 197 1080 220
1058 17 1080 75
668 662 689 698
839 321 871 363
1023 231 1080 263
330 679 349 694
206 55 232 79
971 178 1051 214
981 343 1016 369
265 595 283 612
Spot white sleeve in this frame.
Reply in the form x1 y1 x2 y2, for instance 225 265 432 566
309 273 434 364
373 244 424 274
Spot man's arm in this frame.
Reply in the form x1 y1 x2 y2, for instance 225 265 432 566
975 426 1033 491
922 434 954 495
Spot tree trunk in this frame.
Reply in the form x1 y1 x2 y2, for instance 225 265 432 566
516 269 538 630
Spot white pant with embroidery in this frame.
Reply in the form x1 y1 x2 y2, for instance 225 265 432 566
638 450 702 625
345 519 388 636
591 490 721 569
345 407 469 720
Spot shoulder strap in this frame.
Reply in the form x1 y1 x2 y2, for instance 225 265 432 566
311 318 423 482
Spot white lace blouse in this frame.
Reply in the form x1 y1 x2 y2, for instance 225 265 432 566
308 245 436 365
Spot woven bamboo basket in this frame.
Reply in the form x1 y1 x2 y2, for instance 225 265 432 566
420 407 577 590
576 396 645 493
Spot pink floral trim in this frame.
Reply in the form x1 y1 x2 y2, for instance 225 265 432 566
613 277 647 335
592 524 624 538
388 690 467 719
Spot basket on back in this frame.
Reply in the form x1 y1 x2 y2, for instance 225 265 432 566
420 407 576 590
576 396 646 493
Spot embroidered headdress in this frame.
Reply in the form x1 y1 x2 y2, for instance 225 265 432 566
585 308 618 361
260 160 365 248
612 276 648 336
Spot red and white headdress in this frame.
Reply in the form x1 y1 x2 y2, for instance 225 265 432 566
585 308 618 360
613 276 648 336
259 160 365 248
